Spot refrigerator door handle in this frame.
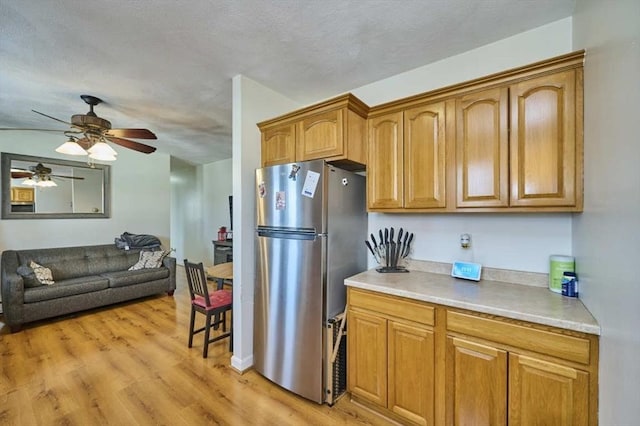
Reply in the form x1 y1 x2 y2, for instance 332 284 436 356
257 228 317 241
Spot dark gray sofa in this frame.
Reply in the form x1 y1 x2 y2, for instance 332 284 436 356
1 243 176 332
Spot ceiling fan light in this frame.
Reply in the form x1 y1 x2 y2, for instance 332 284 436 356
22 177 37 186
56 140 88 156
37 179 57 188
88 151 117 161
88 141 118 157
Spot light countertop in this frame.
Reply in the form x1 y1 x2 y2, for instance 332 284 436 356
345 269 600 335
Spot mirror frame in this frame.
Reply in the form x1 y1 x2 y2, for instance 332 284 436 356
1 152 111 219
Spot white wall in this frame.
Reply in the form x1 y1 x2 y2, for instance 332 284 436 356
0 132 171 252
170 156 199 263
202 158 232 264
572 0 640 422
231 75 300 371
353 18 574 273
170 157 232 267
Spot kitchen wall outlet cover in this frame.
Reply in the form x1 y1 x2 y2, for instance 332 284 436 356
451 261 482 281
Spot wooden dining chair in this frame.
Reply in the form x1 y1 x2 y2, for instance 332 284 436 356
183 259 233 357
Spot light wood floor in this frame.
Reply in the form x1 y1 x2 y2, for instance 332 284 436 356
0 267 390 426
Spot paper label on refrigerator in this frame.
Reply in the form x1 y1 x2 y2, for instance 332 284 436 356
301 171 320 198
258 182 266 198
275 191 286 210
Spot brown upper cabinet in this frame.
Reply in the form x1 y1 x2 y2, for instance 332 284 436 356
368 101 450 210
509 70 579 208
456 87 509 208
11 187 35 203
367 50 584 213
257 94 369 170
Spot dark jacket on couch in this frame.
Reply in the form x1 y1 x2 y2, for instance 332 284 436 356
1 243 176 332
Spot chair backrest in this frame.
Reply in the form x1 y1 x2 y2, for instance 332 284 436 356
183 259 211 307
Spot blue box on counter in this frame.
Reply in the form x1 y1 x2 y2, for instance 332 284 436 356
561 272 579 297
451 261 482 281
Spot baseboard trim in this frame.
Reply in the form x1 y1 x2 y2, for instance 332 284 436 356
231 354 253 373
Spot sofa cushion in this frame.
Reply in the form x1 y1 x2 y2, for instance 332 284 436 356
23 276 109 303
30 261 55 285
128 250 168 270
17 265 45 288
16 245 144 280
101 268 169 288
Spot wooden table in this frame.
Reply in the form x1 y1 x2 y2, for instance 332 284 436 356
207 262 233 290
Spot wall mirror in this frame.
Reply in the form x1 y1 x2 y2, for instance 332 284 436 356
1 152 111 219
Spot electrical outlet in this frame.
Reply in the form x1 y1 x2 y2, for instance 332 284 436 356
460 234 471 249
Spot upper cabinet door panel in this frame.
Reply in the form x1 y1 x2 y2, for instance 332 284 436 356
510 70 577 207
297 109 343 161
456 88 509 207
404 102 447 209
368 112 404 209
261 123 296 167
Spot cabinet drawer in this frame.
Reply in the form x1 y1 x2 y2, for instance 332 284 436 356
349 289 434 326
446 311 590 365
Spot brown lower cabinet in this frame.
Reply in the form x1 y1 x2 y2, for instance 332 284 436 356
348 289 435 425
347 288 598 425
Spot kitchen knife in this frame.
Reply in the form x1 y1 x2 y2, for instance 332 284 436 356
403 233 414 258
400 232 409 257
389 228 395 264
371 233 378 250
384 228 389 266
379 229 384 247
365 240 378 263
393 230 403 266
390 241 396 267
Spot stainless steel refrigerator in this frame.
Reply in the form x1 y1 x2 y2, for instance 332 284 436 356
254 159 366 403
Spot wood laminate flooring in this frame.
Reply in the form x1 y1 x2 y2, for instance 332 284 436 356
0 267 390 426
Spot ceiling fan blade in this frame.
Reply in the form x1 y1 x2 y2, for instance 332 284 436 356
106 136 156 154
107 128 157 140
49 174 85 180
0 128 69 133
11 171 33 179
32 110 72 125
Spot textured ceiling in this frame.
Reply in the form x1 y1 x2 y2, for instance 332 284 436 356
0 0 575 165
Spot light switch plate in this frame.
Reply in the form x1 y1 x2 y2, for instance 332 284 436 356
451 261 482 281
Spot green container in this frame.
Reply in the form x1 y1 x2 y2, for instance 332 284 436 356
549 255 575 293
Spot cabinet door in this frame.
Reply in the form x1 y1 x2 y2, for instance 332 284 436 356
456 88 509 207
261 123 296 166
404 102 447 209
368 112 404 209
446 337 507 426
509 353 589 426
11 187 35 203
388 321 435 426
347 310 388 406
297 109 343 161
510 70 577 207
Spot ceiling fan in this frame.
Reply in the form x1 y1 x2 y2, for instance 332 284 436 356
11 162 85 187
0 95 157 158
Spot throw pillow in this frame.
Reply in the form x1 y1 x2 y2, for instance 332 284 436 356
128 250 167 270
17 265 45 288
29 261 55 285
